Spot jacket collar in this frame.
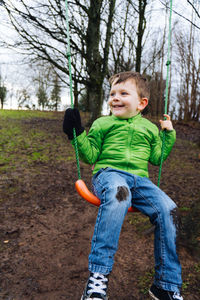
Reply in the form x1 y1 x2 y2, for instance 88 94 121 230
112 113 142 122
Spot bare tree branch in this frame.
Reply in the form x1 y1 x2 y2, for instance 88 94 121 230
187 0 200 19
159 0 200 30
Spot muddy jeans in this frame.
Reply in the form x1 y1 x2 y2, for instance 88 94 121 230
88 168 182 293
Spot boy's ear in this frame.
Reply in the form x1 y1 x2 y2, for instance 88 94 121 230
138 98 148 111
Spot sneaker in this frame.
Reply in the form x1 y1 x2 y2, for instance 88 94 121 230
149 284 183 300
81 272 109 300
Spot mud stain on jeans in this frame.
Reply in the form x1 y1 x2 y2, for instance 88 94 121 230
170 207 182 251
116 186 129 202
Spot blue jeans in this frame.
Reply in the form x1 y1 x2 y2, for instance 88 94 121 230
88 168 182 293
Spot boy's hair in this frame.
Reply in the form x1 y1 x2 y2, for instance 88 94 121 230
109 71 150 100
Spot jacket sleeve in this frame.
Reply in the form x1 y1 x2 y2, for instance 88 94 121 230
71 119 104 165
149 128 176 166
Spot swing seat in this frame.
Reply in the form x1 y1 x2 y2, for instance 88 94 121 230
75 179 139 212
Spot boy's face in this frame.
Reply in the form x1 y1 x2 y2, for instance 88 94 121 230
108 79 148 119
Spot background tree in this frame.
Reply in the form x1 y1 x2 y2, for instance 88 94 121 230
33 64 53 110
144 3 169 117
175 12 200 121
37 84 48 110
0 73 7 109
148 72 166 117
109 0 150 75
50 73 61 111
135 0 148 73
17 88 31 109
84 0 116 121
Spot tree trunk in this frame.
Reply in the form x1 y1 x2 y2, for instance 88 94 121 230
85 0 116 123
85 0 103 120
87 81 103 122
135 0 147 73
74 79 78 109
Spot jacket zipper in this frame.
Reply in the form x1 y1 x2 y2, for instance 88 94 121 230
126 122 133 171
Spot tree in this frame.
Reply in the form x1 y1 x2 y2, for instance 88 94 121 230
135 0 148 73
3 1 199 120
175 18 200 121
2 0 116 122
17 88 31 109
109 1 136 75
1 0 152 121
50 74 61 111
109 0 150 75
84 0 116 121
0 73 7 109
37 84 48 110
33 64 53 110
143 3 169 118
148 72 166 117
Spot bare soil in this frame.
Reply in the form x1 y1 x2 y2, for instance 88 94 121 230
0 113 200 300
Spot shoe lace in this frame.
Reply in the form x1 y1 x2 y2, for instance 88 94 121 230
173 292 183 300
87 272 108 297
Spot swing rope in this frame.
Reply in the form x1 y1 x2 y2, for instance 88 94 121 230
64 0 173 188
65 0 81 180
157 0 173 187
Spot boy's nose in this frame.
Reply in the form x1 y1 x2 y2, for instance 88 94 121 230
108 93 120 105
112 94 120 101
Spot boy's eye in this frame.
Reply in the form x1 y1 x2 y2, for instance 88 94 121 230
121 92 128 95
110 92 115 97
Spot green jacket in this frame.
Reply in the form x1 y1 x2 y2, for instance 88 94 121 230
73 113 176 178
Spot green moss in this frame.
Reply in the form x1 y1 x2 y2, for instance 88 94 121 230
128 214 148 225
194 263 200 273
182 281 190 291
128 214 153 236
179 207 191 212
138 269 154 294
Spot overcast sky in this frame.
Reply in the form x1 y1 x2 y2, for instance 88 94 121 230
0 0 198 111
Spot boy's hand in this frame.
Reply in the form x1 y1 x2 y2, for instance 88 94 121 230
159 114 173 131
63 108 84 140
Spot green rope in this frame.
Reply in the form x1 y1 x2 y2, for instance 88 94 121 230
65 0 81 180
157 0 173 187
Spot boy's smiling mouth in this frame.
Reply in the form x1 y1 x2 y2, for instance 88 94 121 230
112 104 124 108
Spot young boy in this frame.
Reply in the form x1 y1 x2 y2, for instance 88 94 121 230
63 71 183 300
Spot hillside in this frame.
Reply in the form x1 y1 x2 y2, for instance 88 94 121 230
0 110 200 300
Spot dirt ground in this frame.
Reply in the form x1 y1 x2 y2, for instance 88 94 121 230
0 113 200 300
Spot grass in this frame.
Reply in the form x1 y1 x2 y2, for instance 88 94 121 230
128 213 154 236
0 109 58 120
182 263 200 294
0 109 73 174
128 214 148 225
137 260 200 296
179 207 191 212
194 263 200 273
138 269 154 294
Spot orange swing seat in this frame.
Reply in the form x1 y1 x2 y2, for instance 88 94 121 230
75 179 139 212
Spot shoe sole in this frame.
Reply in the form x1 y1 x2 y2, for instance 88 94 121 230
81 296 109 300
149 290 160 300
